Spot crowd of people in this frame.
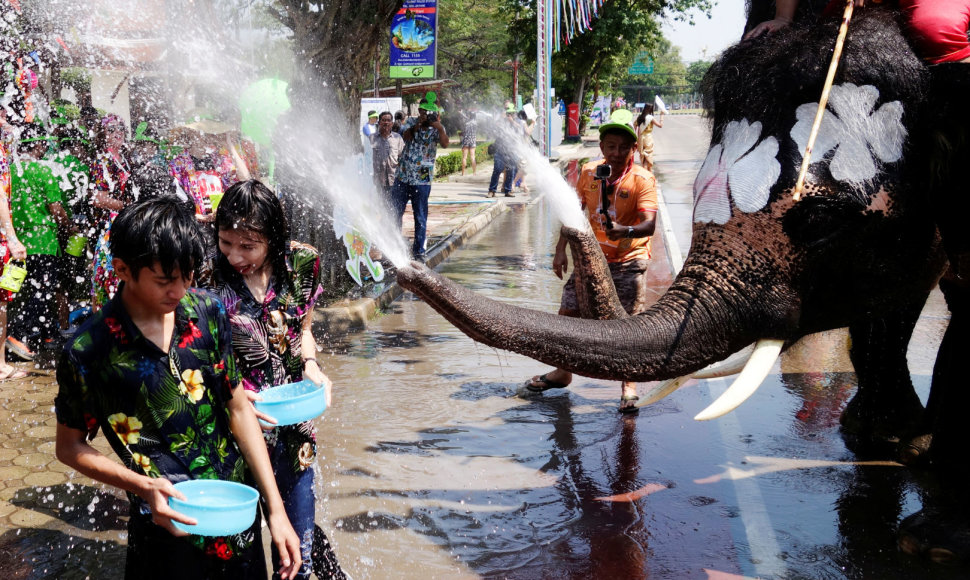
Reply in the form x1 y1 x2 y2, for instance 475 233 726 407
0 105 261 366
2 83 346 576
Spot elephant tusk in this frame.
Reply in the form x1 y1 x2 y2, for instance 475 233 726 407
693 339 784 421
637 375 692 407
637 344 758 408
692 343 756 379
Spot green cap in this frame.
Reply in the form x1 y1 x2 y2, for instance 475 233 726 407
505 105 516 114
598 109 637 141
367 110 379 119
418 91 439 112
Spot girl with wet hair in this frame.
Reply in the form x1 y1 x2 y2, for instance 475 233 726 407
89 114 133 311
205 179 345 580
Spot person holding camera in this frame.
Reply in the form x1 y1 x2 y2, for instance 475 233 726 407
522 110 658 413
391 92 449 261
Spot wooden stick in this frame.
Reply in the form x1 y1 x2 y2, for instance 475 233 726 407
792 0 856 202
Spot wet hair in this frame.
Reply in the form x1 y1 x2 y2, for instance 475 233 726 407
394 111 405 121
110 196 204 281
17 124 48 154
215 179 292 290
378 111 393 122
94 114 127 153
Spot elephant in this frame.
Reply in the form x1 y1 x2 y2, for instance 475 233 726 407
396 6 970 563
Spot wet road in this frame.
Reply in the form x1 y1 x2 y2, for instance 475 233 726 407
0 116 957 579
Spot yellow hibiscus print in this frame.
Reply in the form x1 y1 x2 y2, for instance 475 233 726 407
131 452 153 474
179 369 206 403
298 442 315 470
108 413 142 445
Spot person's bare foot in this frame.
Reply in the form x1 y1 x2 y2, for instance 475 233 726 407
519 369 572 395
619 382 639 413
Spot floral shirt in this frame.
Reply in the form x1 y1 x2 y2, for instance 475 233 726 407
169 152 238 216
207 241 324 474
90 151 132 229
55 287 257 559
396 117 443 185
0 139 11 202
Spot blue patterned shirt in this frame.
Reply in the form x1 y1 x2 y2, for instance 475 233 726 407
396 117 443 185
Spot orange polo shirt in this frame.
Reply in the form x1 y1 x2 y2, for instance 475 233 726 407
576 160 658 262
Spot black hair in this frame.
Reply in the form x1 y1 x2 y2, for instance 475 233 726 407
367 110 376 116
215 179 292 291
59 127 85 142
17 124 48 154
394 111 405 121
378 111 393 122
109 196 204 280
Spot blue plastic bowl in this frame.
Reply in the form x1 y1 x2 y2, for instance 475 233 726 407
253 379 328 426
169 479 259 536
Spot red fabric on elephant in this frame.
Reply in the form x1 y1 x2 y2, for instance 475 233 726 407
576 160 658 262
900 0 970 64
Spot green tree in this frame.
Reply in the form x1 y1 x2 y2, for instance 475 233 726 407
685 59 712 93
504 0 710 130
437 0 516 109
265 0 404 121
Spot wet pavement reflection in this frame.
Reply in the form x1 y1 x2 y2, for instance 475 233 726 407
316 202 954 579
0 193 957 579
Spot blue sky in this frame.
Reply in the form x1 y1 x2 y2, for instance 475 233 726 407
661 0 746 63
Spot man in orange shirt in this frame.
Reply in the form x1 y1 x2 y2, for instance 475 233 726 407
523 110 658 412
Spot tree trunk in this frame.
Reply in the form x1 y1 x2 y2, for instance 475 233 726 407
573 75 588 134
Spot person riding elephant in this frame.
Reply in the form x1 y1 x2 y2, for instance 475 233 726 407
397 5 970 565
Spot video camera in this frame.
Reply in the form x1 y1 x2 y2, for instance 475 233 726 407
425 111 439 124
594 164 613 229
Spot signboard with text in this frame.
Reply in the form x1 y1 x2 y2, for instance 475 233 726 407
389 1 438 79
627 50 654 75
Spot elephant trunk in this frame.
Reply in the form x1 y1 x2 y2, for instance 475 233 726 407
562 225 628 320
396 256 795 382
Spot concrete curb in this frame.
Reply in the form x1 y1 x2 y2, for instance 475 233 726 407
314 200 511 334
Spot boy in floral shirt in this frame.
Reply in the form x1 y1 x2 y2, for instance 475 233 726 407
54 197 302 579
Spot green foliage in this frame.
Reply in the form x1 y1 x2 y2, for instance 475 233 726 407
52 99 80 121
60 67 91 93
434 141 493 178
502 0 710 130
685 59 712 93
438 0 518 108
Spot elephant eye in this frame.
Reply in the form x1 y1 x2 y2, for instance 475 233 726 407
782 195 866 247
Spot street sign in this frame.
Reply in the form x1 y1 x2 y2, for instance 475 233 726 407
628 51 653 75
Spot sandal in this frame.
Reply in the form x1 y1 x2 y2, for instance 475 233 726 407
521 373 570 394
0 364 28 382
619 394 640 414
